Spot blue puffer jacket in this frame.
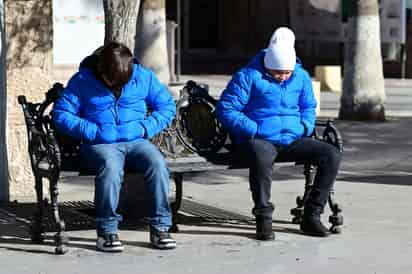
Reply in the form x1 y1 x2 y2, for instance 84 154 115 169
216 50 316 146
52 58 176 145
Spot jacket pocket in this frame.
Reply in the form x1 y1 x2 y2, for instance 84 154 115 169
117 120 144 142
281 117 305 137
79 120 98 143
95 124 117 144
256 118 281 139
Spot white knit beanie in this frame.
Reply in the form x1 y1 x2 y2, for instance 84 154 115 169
264 43 296 71
268 27 295 47
264 27 296 71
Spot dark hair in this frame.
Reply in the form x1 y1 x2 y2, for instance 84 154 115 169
97 41 134 91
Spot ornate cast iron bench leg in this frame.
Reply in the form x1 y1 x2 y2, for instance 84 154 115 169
328 189 343 234
169 173 183 233
291 163 315 224
49 175 69 254
30 177 45 244
290 164 344 233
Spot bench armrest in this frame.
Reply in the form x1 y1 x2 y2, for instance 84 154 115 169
18 83 65 176
19 95 61 176
314 120 343 152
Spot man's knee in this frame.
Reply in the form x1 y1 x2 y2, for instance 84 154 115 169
147 156 168 173
328 147 341 167
320 146 341 169
242 139 277 166
98 159 124 179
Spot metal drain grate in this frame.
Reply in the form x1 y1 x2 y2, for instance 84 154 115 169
61 200 94 209
59 200 96 230
0 202 96 231
62 199 256 227
180 199 254 224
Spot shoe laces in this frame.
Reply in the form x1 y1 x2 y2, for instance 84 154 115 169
156 230 171 240
101 233 120 243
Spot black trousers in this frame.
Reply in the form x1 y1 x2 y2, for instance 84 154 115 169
234 137 341 217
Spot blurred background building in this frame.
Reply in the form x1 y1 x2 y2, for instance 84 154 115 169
53 0 412 77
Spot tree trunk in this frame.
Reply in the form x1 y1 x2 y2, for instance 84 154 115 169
103 0 141 51
6 0 53 200
339 0 385 121
135 0 170 84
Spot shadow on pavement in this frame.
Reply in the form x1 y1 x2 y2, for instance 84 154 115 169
0 200 305 254
176 215 302 239
338 173 412 186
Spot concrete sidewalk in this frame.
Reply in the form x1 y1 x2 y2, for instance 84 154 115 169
1 74 412 273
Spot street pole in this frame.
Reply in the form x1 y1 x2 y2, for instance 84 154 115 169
176 0 181 82
0 0 9 201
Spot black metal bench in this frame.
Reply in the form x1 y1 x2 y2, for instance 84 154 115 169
18 80 343 254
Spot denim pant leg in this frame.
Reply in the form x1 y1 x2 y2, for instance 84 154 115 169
125 140 172 231
279 138 342 215
80 143 126 236
235 139 278 217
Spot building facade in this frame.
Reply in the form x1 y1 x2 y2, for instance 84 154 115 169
167 0 410 76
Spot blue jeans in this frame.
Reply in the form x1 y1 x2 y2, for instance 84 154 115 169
80 139 172 236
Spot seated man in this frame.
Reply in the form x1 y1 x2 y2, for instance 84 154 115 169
216 27 341 240
52 41 177 252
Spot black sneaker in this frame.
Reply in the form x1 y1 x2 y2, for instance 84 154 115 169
96 233 124 252
150 227 176 250
300 216 331 237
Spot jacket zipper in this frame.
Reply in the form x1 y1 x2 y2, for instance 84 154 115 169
109 89 121 125
280 83 286 103
114 99 120 125
280 83 286 134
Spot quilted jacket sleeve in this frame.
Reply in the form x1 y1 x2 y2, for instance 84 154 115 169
215 70 258 139
52 78 98 143
299 71 317 136
140 70 176 139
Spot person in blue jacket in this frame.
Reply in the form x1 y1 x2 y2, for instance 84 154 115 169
216 27 341 241
53 42 177 252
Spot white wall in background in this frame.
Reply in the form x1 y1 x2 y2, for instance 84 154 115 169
53 0 104 64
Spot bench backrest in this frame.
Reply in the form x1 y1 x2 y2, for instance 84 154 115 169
175 80 229 155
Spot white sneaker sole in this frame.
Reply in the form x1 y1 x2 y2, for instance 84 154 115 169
96 245 124 252
96 238 124 252
152 241 176 250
